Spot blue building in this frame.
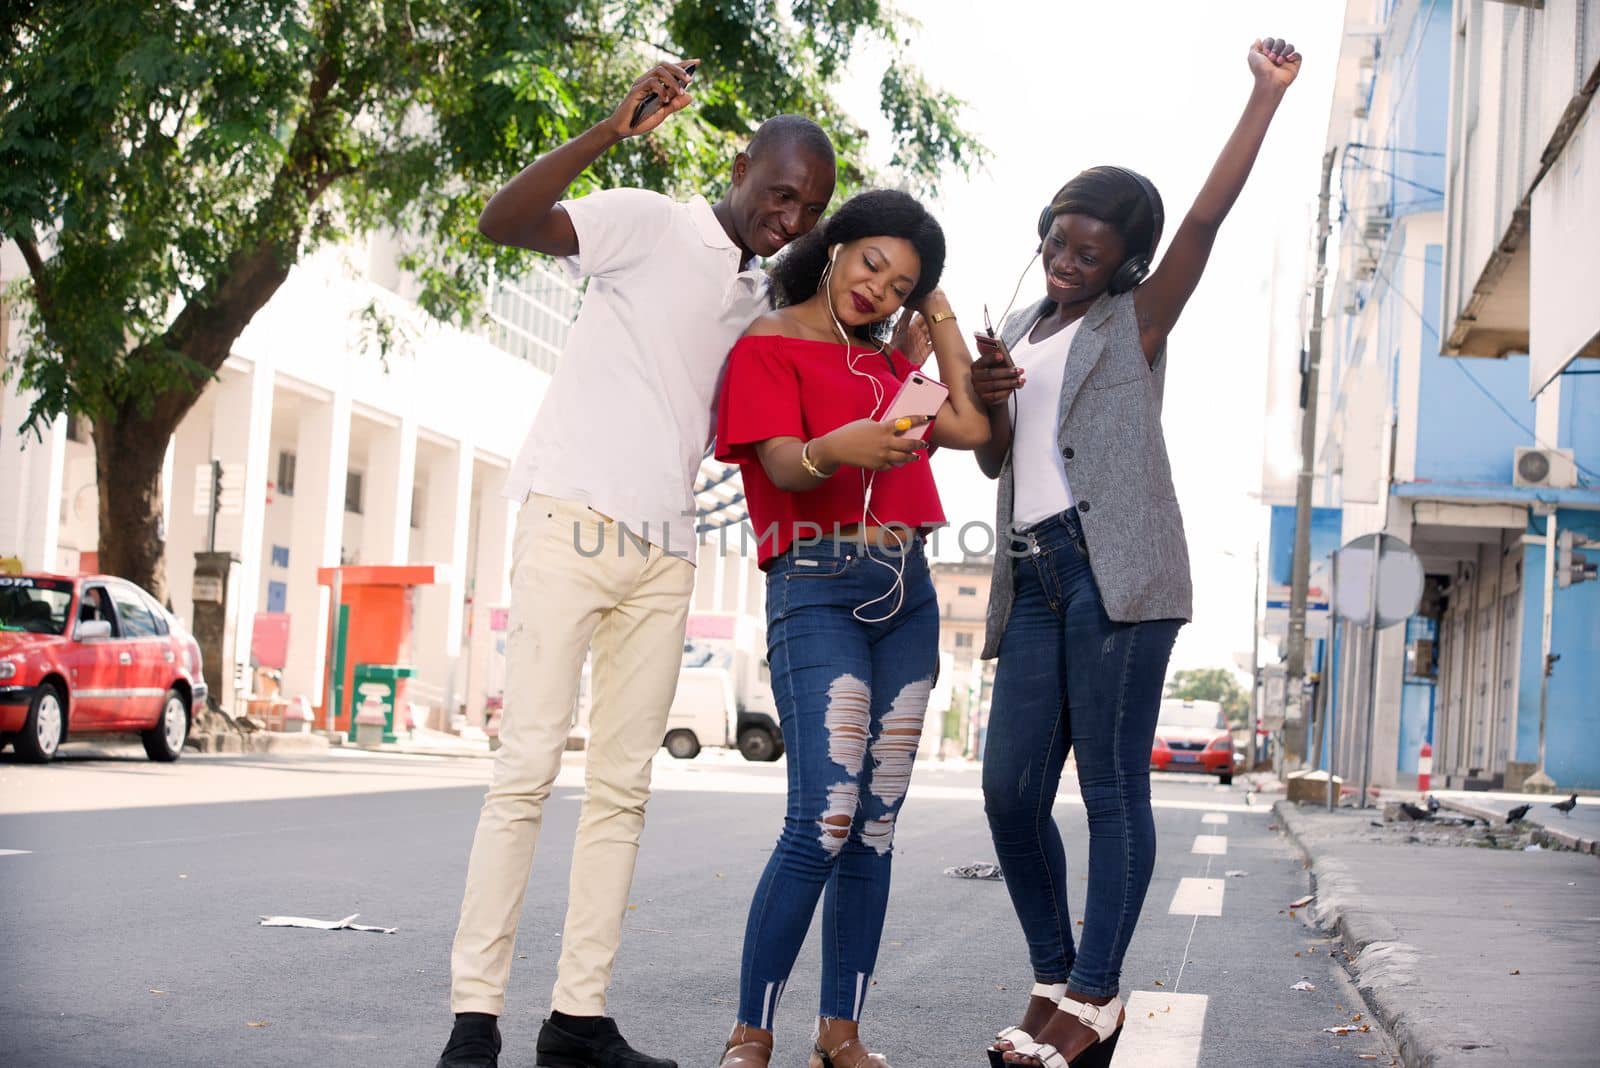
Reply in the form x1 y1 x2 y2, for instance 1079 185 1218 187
1310 0 1600 791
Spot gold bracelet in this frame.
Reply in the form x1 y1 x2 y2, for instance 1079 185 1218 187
800 440 831 480
929 310 956 326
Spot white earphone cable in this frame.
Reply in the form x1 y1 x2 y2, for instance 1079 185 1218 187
821 247 907 623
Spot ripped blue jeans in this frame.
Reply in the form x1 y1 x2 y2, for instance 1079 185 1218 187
736 538 939 1028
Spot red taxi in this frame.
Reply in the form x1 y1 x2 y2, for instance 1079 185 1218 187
1151 698 1234 785
0 573 206 763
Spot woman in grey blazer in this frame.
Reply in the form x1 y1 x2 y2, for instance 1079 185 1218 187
972 37 1304 1068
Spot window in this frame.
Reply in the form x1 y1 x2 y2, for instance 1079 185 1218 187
954 632 973 649
277 450 296 497
958 585 978 597
109 584 160 638
0 576 74 636
344 470 363 514
78 586 118 635
138 591 171 636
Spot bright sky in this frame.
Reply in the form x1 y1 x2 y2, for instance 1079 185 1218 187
835 0 1348 679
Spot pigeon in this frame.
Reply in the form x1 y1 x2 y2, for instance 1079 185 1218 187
1426 795 1440 815
1506 803 1531 823
1398 801 1432 822
1552 794 1579 816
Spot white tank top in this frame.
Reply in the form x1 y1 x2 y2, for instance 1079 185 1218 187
1010 317 1083 527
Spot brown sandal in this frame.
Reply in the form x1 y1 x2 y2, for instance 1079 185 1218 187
719 1023 773 1067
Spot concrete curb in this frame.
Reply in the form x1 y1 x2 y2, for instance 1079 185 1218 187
1273 800 1460 1068
1437 797 1598 855
188 730 330 755
375 743 495 760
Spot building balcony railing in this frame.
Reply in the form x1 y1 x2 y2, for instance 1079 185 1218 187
481 264 583 375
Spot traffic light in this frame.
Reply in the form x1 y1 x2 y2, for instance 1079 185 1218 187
1557 530 1598 588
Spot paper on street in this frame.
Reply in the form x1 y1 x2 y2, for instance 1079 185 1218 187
945 862 1004 880
258 913 397 934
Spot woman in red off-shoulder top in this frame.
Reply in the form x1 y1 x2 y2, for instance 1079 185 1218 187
712 190 990 1068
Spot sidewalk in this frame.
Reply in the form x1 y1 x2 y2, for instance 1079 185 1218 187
380 724 497 759
1434 792 1600 855
1274 798 1600 1068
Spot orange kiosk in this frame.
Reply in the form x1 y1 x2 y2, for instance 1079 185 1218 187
316 565 440 735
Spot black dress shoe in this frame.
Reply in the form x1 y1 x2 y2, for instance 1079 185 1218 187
437 1013 501 1068
535 1015 676 1068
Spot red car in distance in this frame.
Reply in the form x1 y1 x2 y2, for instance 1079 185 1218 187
0 573 207 763
1151 698 1235 785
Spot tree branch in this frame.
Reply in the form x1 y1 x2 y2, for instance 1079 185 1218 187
138 36 349 435
13 230 65 353
15 232 47 304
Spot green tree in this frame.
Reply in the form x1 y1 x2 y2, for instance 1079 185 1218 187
1166 667 1250 726
1 1 981 597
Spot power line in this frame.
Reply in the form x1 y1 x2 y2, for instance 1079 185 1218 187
1366 262 1598 485
1344 141 1445 157
1343 152 1446 198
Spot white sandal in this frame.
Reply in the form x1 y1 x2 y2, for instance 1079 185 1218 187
987 982 1068 1067
1006 993 1125 1068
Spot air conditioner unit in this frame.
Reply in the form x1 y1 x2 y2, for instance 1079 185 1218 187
1513 447 1578 489
1362 205 1393 242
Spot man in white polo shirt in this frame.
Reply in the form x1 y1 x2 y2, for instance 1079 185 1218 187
436 61 836 1068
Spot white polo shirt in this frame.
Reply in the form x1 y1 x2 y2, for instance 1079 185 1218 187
504 189 770 560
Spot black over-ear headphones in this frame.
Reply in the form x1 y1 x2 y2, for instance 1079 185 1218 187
1036 166 1165 294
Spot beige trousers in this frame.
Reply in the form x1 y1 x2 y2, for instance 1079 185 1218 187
450 494 694 1016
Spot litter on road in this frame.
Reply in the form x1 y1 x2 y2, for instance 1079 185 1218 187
258 913 397 934
945 862 1004 880
1291 980 1316 992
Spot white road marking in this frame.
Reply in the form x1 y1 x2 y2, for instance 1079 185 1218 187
1116 991 1209 1068
1168 877 1225 917
1173 855 1214 992
1191 834 1228 855
1201 812 1229 825
0 849 32 857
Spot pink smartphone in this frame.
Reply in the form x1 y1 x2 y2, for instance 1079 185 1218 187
880 371 949 441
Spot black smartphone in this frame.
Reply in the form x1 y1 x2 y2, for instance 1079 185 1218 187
630 61 699 128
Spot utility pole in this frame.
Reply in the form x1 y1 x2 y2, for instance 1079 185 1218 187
1247 541 1262 772
1287 148 1338 741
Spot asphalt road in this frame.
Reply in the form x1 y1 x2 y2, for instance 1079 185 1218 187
0 744 1395 1066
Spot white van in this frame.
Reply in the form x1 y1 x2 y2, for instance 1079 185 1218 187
668 644 785 762
662 666 768 760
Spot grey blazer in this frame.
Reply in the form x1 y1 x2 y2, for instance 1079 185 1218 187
980 290 1193 659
